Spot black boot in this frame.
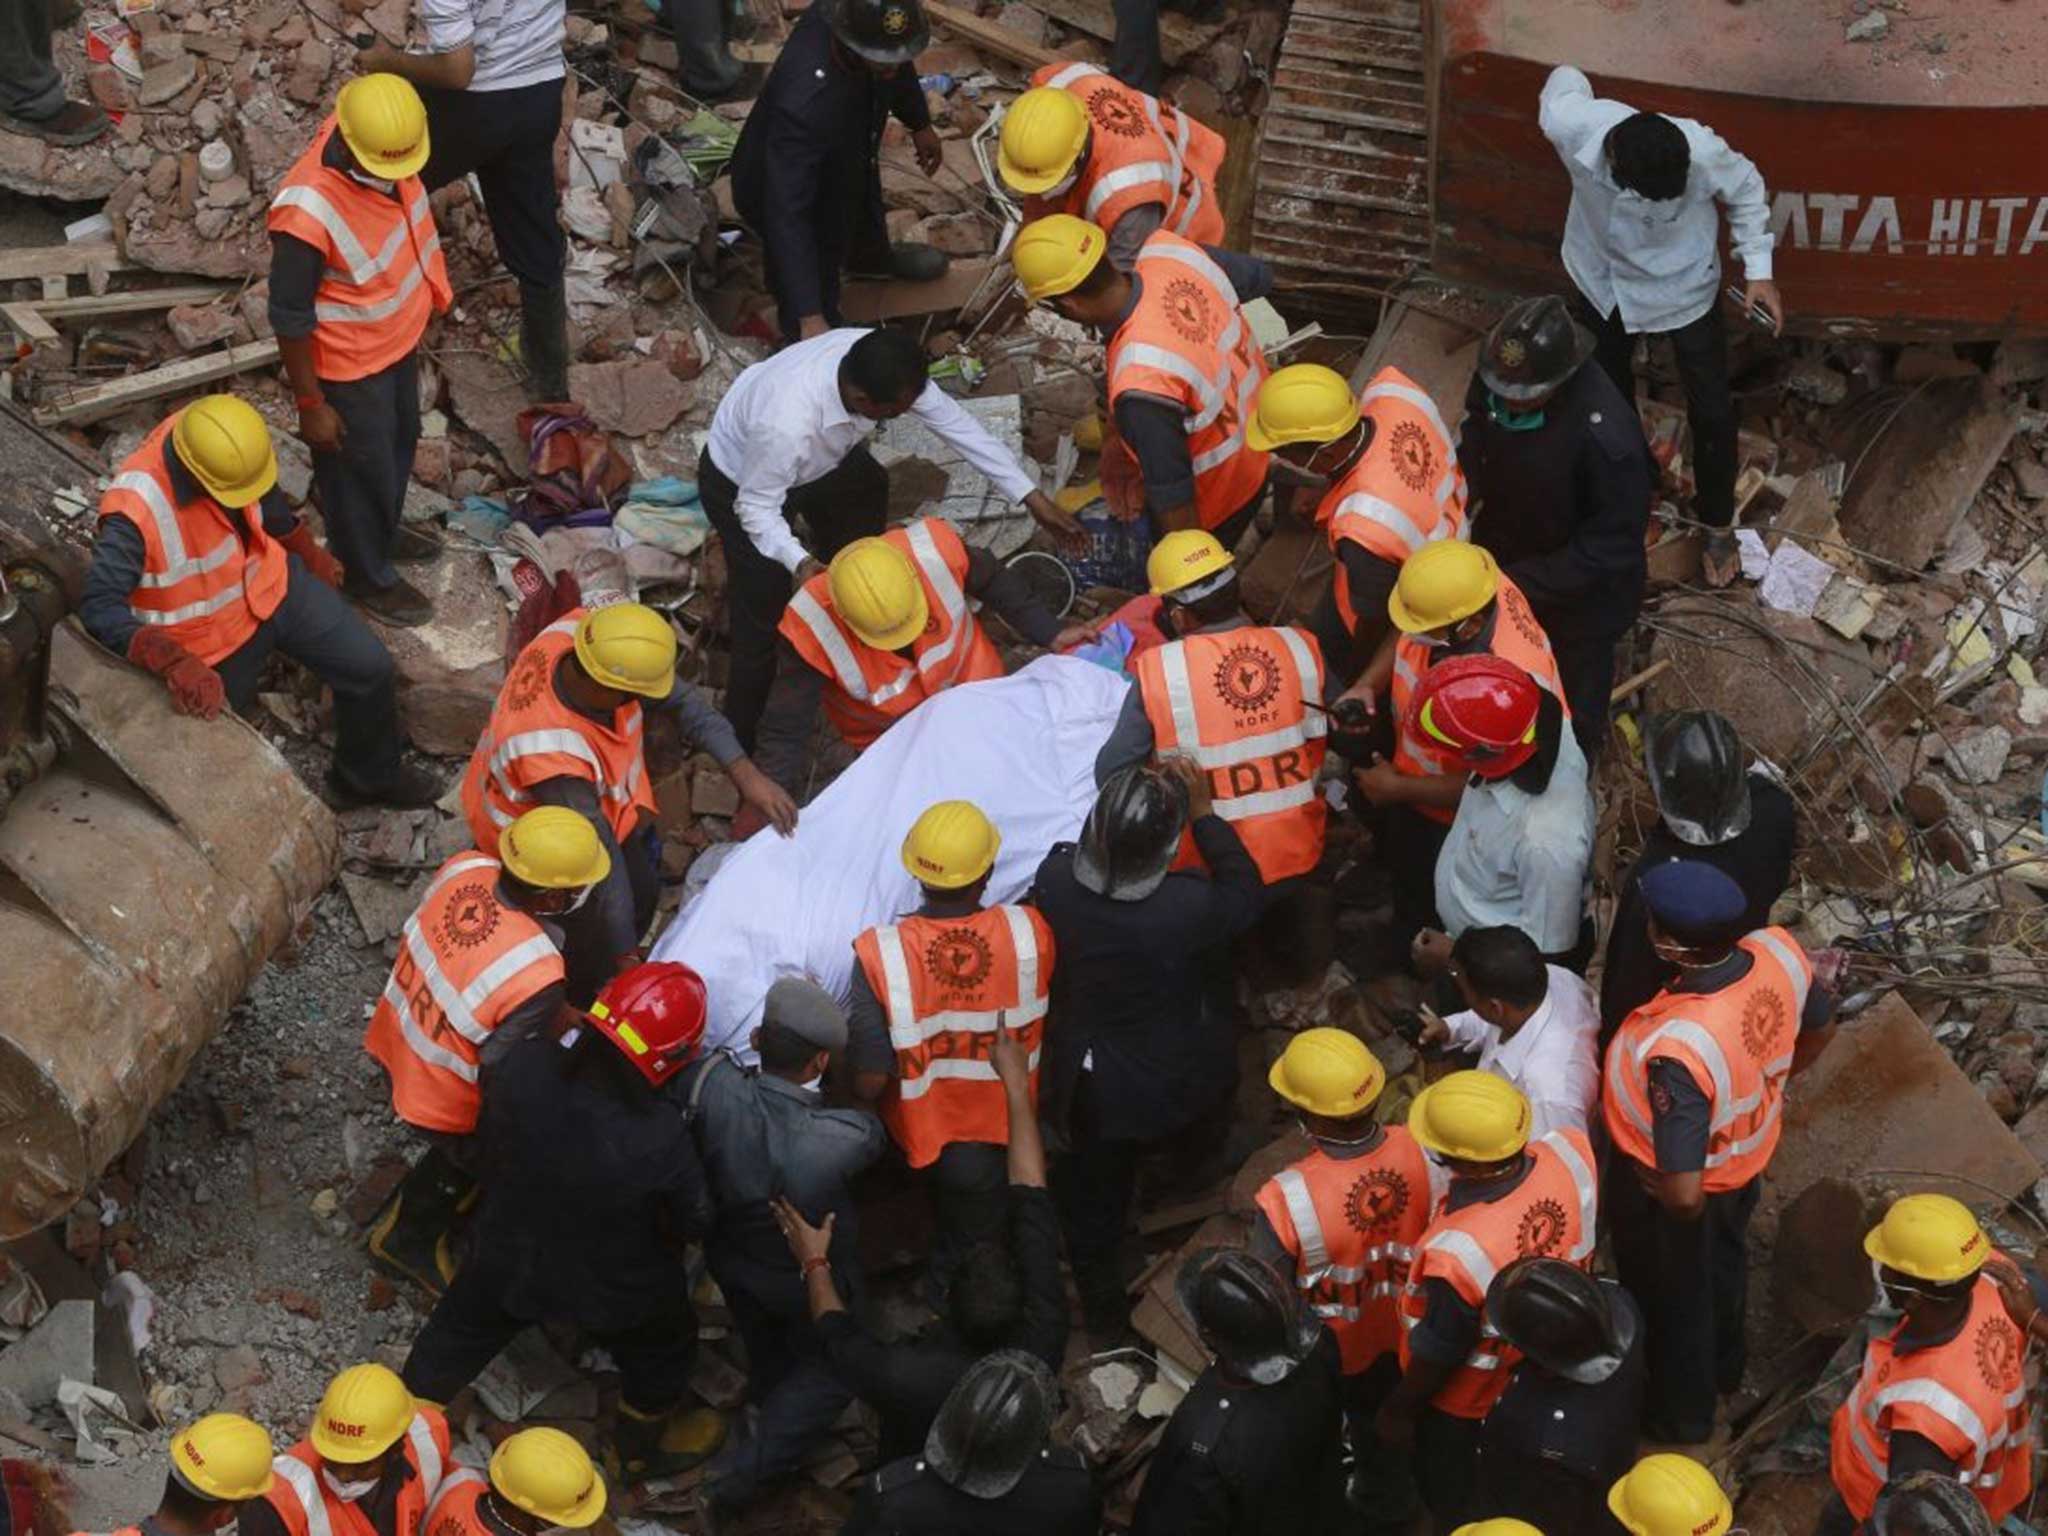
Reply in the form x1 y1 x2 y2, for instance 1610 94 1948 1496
367 1146 471 1294
519 279 572 404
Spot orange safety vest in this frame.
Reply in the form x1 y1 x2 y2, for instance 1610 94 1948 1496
1315 367 1468 633
777 518 1006 749
267 121 452 383
1132 624 1327 883
1389 573 1566 826
852 904 1055 1169
1255 1128 1434 1373
1396 1128 1599 1419
1830 1274 2033 1522
98 413 290 666
263 1410 451 1536
1603 927 1813 1194
422 1467 490 1536
1027 63 1225 246
460 611 658 850
363 850 565 1134
1107 230 1271 531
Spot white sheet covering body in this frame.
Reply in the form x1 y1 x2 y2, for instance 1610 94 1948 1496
651 655 1131 1057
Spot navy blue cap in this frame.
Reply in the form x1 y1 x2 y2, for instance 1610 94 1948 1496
1640 859 1748 943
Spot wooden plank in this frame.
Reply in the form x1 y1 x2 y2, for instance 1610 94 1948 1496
1034 0 1216 64
34 339 281 427
1 304 58 344
28 284 230 320
0 244 133 283
839 257 1004 323
924 0 1059 69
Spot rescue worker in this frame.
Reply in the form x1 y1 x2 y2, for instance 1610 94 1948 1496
728 0 947 342
1538 66 1778 589
78 394 434 808
684 980 887 1522
461 602 795 1003
1461 294 1654 758
1013 213 1274 543
1821 1196 2033 1536
1419 925 1601 1142
268 75 452 628
1600 711 1799 1044
756 514 1096 798
790 1018 1067 1464
401 963 725 1479
356 0 572 401
1401 656 1595 971
849 801 1055 1287
240 1364 449 1536
1378 1072 1599 1528
1477 1260 1645 1534
1132 1248 1347 1535
1033 760 1264 1341
1095 530 1328 889
1246 362 1467 683
1608 1456 1730 1536
1252 1029 1433 1523
422 1428 603 1536
363 806 608 1292
700 324 1078 763
97 1415 275 1536
994 65 1225 270
1602 860 1834 1444
843 1352 1100 1535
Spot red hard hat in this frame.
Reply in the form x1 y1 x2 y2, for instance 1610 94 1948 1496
586 962 708 1086
1406 654 1543 780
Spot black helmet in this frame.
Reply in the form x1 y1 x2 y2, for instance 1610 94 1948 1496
1645 710 1752 847
1873 1472 1997 1536
1484 1257 1636 1385
1074 763 1187 902
924 1350 1057 1499
1478 295 1595 403
1175 1248 1319 1386
828 0 930 66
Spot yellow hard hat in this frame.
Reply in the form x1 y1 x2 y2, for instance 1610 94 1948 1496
1453 1523 1545 1536
489 1428 607 1529
901 800 1000 888
1608 1455 1733 1536
998 88 1090 194
310 1363 414 1464
169 1414 276 1502
1012 213 1108 303
573 603 677 698
172 395 278 509
1387 539 1500 634
829 537 928 650
1147 528 1234 597
1408 1069 1531 1162
499 806 612 890
1863 1193 1990 1284
1269 1028 1385 1118
1246 364 1361 453
334 74 431 182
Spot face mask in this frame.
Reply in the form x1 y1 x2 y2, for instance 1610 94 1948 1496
1868 1258 1913 1320
1267 458 1331 491
559 884 593 915
1414 629 1452 651
345 169 397 195
1483 389 1547 432
321 1469 379 1503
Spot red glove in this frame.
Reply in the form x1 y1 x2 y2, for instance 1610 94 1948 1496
279 519 345 589
126 629 225 719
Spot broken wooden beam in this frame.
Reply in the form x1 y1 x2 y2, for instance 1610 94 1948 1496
840 257 1004 324
1 285 235 347
0 245 132 284
34 339 281 427
0 304 57 345
1033 0 1216 63
924 0 1061 68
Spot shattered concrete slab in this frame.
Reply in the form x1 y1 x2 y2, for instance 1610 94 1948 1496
872 394 1037 557
1838 376 2020 572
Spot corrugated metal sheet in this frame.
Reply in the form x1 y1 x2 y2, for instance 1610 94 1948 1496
1251 0 1431 324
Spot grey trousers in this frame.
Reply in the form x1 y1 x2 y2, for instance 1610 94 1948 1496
0 0 65 122
314 351 421 592
665 0 740 95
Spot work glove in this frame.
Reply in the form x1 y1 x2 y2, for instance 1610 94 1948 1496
126 628 225 720
278 519 345 589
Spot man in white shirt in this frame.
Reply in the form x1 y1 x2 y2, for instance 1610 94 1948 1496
359 0 572 401
1419 925 1600 1142
698 325 1080 756
1538 64 1782 589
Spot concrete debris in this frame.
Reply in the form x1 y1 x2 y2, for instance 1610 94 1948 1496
0 1300 95 1409
567 357 694 439
1846 9 1890 39
1838 376 2020 572
1942 723 2013 786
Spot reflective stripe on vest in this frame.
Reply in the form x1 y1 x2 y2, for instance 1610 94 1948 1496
1032 62 1219 243
1262 1150 1428 1371
1604 928 1811 1192
424 1469 487 1536
269 1459 335 1536
406 1415 444 1506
